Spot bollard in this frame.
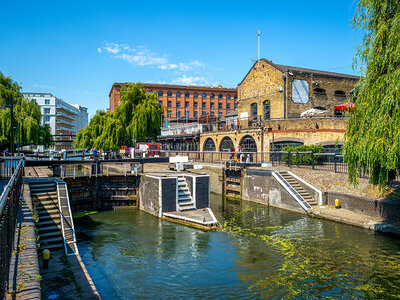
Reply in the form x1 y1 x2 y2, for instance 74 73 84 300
335 199 340 209
42 249 50 269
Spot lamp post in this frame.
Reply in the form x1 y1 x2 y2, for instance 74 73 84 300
0 95 14 156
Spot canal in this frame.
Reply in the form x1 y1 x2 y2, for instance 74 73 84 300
75 194 400 299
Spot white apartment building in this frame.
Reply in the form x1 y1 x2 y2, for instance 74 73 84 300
23 93 88 150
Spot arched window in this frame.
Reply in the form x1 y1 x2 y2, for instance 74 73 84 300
263 100 270 120
234 95 238 100
176 92 181 97
167 91 172 97
204 138 216 151
251 103 258 118
270 141 303 151
193 92 198 98
240 135 257 152
202 93 207 98
334 90 346 97
210 93 215 99
158 91 163 97
314 88 326 95
185 92 190 98
218 94 223 99
226 94 231 100
219 137 234 152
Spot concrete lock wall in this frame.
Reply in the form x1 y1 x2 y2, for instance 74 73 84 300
242 169 305 213
194 175 210 209
139 175 162 217
161 177 177 213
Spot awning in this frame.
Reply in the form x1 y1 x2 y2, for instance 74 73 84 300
334 102 354 112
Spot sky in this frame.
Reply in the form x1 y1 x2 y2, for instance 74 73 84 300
0 0 363 118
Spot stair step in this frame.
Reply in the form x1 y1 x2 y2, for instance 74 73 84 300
38 208 59 215
179 201 194 206
38 225 61 233
39 231 62 238
36 219 61 227
39 236 63 244
39 243 64 251
179 206 195 211
178 196 192 201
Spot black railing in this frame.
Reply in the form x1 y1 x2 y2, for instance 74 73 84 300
0 158 24 299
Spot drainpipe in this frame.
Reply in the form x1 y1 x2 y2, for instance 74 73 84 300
283 73 287 119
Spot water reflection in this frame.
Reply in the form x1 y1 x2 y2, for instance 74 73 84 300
75 193 400 299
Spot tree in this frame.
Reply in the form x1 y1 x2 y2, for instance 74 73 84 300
344 1 400 190
74 83 163 150
0 72 53 148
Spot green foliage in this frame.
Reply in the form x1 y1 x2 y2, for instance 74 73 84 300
74 83 163 150
0 72 53 148
344 0 400 189
282 145 323 165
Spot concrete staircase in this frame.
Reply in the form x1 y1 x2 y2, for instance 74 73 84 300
177 176 195 211
279 172 318 206
30 181 64 251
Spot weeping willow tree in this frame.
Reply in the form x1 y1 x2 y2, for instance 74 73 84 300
74 83 163 150
0 72 53 148
344 0 400 190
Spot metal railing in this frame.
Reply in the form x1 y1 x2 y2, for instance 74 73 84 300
0 158 24 299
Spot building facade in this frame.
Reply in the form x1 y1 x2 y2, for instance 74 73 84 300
23 93 88 150
196 59 359 156
109 83 238 122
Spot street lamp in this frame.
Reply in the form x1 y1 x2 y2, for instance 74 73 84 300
0 95 14 156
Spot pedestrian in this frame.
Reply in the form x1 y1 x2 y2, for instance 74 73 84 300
237 146 242 163
229 147 235 161
3 148 9 157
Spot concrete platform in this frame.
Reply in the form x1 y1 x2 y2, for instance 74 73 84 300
163 208 219 227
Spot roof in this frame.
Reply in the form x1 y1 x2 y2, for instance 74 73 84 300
239 59 360 85
109 82 237 97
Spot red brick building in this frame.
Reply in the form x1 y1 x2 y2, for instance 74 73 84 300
109 83 237 122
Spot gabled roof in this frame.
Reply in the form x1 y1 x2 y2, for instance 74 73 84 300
238 58 360 86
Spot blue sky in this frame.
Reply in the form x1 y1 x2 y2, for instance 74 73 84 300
0 0 363 118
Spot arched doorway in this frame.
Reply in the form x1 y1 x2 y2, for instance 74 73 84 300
239 135 257 162
203 138 216 151
219 137 234 152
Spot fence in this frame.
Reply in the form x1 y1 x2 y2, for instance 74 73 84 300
0 158 24 299
156 150 349 174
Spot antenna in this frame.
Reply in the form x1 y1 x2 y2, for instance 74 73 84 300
257 28 262 68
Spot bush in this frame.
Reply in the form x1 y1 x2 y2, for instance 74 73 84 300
282 145 323 165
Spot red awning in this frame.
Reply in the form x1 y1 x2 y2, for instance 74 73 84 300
334 102 355 112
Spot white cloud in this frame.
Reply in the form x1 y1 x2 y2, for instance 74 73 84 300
172 75 211 86
97 41 204 71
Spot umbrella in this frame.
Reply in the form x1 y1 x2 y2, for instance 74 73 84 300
334 102 355 112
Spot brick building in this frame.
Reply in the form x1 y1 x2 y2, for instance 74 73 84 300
109 83 237 122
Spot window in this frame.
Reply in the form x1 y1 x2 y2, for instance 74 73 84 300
218 94 223 99
210 102 215 109
251 103 257 118
204 138 216 151
194 102 198 108
44 108 51 114
158 91 163 97
218 102 223 109
44 116 50 122
240 135 257 152
271 141 303 151
31 99 36 103
226 95 231 100
185 101 189 108
314 88 326 95
219 137 234 151
177 101 181 108
193 93 198 98
334 90 346 97
177 111 181 118
176 92 181 97
234 102 238 109
185 110 189 118
202 111 206 115
167 91 172 97
149 90 153 94
167 101 172 107
45 99 50 104
158 100 163 105
210 93 215 99
218 112 222 117
234 95 238 100
202 93 207 98
167 110 172 118
194 111 198 118
210 111 215 115
263 100 270 120
226 103 231 110
185 92 190 98
202 102 207 108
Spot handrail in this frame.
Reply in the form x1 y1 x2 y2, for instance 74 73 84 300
0 159 24 214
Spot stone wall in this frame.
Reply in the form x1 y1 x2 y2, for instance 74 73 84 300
139 175 161 217
325 192 400 221
242 169 305 213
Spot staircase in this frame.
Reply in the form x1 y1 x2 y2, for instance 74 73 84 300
177 176 195 211
30 181 64 251
279 172 318 206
